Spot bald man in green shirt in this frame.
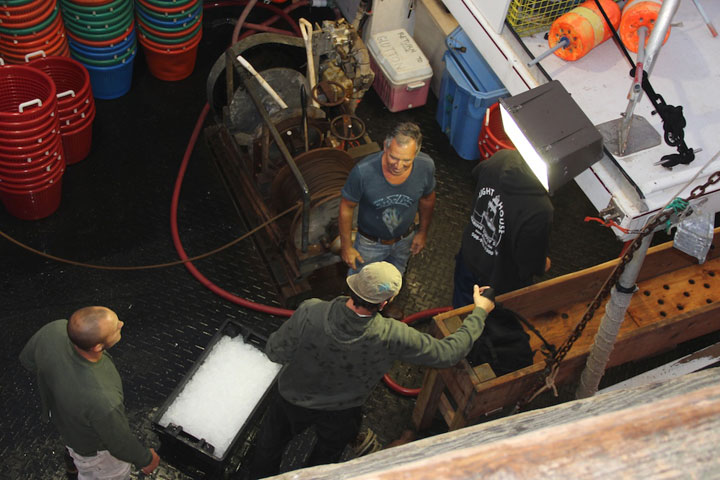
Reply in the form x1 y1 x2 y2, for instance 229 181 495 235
20 306 160 479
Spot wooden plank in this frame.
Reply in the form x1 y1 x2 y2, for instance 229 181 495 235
628 259 720 328
601 342 720 393
412 368 445 431
437 393 462 428
437 365 472 409
431 320 482 390
274 368 720 480
358 379 720 479
442 315 462 334
465 299 720 421
604 301 720 369
497 226 720 318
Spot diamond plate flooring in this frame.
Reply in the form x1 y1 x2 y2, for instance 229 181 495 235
2 6 718 480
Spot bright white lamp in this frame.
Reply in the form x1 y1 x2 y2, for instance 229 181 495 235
499 80 603 194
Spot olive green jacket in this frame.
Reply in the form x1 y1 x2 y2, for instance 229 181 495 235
266 297 487 410
20 320 152 468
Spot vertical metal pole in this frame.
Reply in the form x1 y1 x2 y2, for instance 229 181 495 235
618 26 647 154
576 233 653 399
617 0 680 154
642 0 680 77
300 85 309 153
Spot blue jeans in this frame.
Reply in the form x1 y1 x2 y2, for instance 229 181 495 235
348 231 415 275
452 252 490 309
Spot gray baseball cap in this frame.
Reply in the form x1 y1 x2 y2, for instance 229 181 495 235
347 262 402 303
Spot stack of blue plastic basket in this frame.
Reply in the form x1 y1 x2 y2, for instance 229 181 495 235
436 26 509 161
59 0 137 99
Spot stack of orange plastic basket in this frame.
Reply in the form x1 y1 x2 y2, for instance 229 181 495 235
135 0 202 81
477 102 515 161
0 0 70 63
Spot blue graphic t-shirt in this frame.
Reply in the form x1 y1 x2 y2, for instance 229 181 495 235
342 150 435 239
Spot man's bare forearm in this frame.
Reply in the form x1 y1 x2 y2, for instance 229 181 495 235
339 198 356 248
417 191 436 235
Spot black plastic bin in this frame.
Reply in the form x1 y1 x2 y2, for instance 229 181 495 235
151 319 277 473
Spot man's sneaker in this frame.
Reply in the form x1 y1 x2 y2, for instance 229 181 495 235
64 448 78 475
352 428 382 457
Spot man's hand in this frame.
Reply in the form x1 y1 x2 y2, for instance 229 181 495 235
341 246 364 270
410 231 427 255
141 448 160 475
472 285 495 314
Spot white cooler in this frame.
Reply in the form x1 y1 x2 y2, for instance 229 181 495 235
367 29 433 112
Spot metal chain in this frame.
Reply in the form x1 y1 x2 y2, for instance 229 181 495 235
515 169 720 409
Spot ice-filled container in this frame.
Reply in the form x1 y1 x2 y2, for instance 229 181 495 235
367 28 433 112
151 320 280 472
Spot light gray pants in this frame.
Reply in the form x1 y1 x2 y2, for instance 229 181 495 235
66 446 132 480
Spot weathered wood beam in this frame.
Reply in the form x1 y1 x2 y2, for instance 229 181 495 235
271 367 720 479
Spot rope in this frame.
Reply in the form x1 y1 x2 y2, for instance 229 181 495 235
0 203 301 271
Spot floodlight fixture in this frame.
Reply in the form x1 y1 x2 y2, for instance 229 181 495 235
499 80 603 194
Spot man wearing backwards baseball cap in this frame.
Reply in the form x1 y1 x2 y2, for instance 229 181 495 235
250 262 494 478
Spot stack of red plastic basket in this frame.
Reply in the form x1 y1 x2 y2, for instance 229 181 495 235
0 64 65 220
0 0 70 63
135 0 202 81
478 102 516 161
29 53 95 165
59 0 136 99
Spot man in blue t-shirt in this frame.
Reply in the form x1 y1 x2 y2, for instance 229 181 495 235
339 122 436 276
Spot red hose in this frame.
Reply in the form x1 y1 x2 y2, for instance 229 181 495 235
170 103 294 317
232 0 259 44
381 306 452 396
242 22 295 36
399 306 453 326
204 0 304 38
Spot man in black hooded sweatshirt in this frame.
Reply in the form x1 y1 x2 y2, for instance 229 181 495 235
452 149 553 308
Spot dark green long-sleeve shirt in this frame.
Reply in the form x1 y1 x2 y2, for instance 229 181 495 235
19 320 152 468
266 297 488 410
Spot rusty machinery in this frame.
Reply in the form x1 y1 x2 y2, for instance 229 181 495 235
205 20 377 298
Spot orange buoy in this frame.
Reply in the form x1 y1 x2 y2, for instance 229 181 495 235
549 0 622 61
619 0 671 53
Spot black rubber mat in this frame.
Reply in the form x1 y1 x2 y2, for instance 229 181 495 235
2 6 717 480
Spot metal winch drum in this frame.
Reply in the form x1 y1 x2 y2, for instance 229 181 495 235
270 147 354 251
